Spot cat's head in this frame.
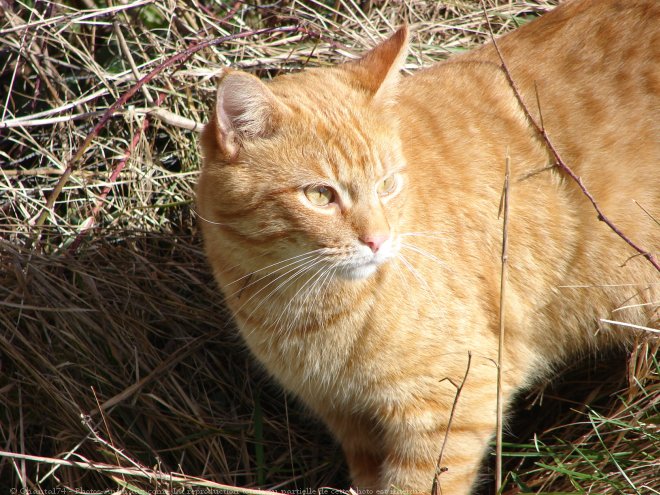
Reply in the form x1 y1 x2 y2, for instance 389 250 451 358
198 27 409 282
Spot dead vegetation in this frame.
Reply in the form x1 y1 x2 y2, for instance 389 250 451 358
1 0 657 493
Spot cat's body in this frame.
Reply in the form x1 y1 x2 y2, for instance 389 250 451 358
197 0 659 493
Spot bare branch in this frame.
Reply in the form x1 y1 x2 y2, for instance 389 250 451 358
496 152 511 492
432 351 473 495
147 107 203 132
479 1 659 273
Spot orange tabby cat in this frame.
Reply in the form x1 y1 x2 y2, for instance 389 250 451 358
197 0 659 493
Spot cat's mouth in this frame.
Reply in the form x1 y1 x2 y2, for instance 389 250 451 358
337 259 381 280
332 239 398 280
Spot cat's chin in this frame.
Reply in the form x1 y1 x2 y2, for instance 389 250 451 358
337 262 381 280
335 240 398 280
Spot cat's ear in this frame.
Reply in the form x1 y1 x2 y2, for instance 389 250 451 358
211 70 280 159
346 25 409 101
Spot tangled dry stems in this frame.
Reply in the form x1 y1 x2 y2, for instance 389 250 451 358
1 0 657 493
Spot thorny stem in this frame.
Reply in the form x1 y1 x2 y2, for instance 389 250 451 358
66 93 167 255
480 1 659 273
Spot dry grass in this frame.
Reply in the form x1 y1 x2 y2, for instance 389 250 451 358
1 0 658 493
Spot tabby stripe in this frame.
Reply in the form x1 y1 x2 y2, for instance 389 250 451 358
356 128 383 178
384 455 437 472
211 186 298 222
332 136 357 179
291 98 340 178
318 122 345 180
386 436 489 472
350 113 384 177
322 292 369 328
213 223 297 244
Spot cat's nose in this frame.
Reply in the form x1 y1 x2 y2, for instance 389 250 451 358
360 234 389 254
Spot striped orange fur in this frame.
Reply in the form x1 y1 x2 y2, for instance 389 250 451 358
197 0 659 493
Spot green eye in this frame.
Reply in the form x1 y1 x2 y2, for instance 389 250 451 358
377 175 397 196
305 185 335 206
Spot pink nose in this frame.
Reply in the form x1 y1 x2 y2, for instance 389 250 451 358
360 234 389 254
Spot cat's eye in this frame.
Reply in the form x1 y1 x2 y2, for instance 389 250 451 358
377 175 398 196
304 185 336 207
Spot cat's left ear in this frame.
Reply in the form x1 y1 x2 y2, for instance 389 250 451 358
345 25 409 101
208 70 281 160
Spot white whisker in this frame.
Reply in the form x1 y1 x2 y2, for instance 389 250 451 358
241 260 323 341
400 241 452 274
288 263 339 337
233 254 325 322
226 249 327 288
299 262 340 334
276 260 331 332
400 230 449 237
397 254 442 308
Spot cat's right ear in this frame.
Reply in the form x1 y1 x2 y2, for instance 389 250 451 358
346 25 409 102
210 70 280 160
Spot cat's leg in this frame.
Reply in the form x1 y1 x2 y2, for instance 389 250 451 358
343 442 384 491
323 411 385 491
378 427 490 495
377 376 502 495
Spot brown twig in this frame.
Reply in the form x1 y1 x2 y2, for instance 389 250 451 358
479 1 659 273
432 351 472 495
89 387 124 480
495 152 511 492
